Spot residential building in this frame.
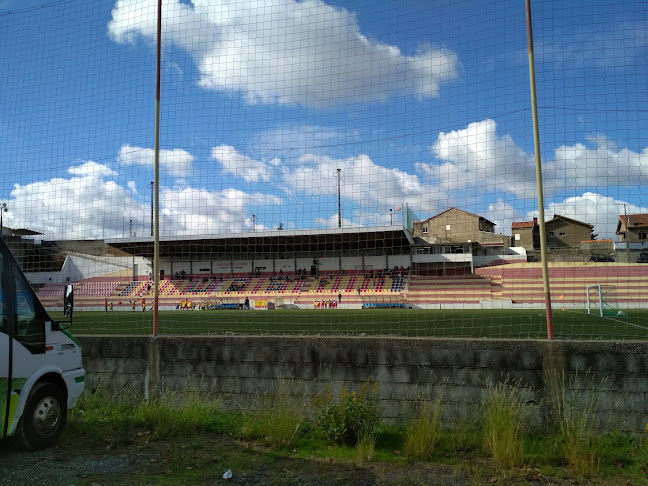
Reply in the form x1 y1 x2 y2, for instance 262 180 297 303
616 214 648 243
511 214 593 250
412 207 510 246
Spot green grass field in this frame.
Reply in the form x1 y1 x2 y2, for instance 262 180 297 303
52 308 648 340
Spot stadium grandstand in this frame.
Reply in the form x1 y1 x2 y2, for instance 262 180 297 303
8 225 647 312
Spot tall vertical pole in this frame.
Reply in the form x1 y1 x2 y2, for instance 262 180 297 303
130 219 135 280
526 0 553 339
152 0 162 337
337 168 341 228
150 181 154 237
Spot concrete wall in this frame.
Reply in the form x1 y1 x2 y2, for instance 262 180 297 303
79 336 648 433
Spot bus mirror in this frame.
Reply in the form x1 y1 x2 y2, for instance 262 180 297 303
63 284 74 320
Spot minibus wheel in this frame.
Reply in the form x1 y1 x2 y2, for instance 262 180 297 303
15 382 67 450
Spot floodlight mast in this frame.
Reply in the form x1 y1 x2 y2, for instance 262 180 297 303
526 0 554 340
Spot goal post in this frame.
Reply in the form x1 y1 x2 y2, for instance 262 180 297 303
586 285 624 318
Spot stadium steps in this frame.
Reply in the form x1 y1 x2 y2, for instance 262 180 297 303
406 275 494 304
477 263 648 304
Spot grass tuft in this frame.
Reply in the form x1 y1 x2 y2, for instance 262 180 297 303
316 382 381 447
549 371 602 476
403 394 443 462
482 382 526 469
242 381 304 449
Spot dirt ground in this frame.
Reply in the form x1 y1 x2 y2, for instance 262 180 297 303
0 432 640 486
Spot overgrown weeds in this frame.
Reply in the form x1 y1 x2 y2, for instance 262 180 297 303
64 380 648 484
242 381 304 449
403 393 443 462
549 370 602 476
68 385 239 442
316 382 381 447
482 381 526 469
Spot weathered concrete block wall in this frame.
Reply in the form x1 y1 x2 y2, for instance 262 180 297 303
79 336 648 433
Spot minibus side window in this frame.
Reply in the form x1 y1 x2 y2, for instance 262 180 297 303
14 275 45 354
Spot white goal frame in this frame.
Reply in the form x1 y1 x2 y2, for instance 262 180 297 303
586 284 619 317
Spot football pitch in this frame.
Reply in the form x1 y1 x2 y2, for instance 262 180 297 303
54 308 648 340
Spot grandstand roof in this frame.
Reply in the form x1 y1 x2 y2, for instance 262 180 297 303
105 225 415 258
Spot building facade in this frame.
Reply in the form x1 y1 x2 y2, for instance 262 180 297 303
412 207 510 246
616 214 648 243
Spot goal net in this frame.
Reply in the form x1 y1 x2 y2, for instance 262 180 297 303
586 285 624 318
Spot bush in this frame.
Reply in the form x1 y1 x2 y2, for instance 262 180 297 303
317 382 381 446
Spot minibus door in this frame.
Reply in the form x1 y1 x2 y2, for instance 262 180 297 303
0 246 12 439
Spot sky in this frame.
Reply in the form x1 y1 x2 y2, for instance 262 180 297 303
0 0 646 242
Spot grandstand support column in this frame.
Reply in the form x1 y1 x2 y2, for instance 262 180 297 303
526 0 554 339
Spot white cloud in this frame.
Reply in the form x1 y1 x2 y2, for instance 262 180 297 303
249 124 355 159
211 145 276 183
4 157 283 239
108 0 459 108
282 153 441 213
541 192 648 240
117 144 194 179
423 119 648 199
68 161 118 178
315 214 362 229
546 137 648 192
536 21 648 71
160 187 282 235
482 200 521 236
9 165 145 240
424 119 537 198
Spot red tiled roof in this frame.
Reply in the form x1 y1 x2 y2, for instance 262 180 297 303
619 214 648 228
511 221 534 229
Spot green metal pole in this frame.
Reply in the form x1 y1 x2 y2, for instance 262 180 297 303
526 0 554 339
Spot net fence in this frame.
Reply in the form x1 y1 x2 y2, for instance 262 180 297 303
1 0 647 339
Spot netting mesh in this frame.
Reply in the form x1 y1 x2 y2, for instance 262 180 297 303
1 0 647 338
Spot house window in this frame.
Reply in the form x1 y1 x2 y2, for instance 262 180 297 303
548 232 555 237
514 233 520 241
640 232 647 240
559 232 566 236
422 226 428 234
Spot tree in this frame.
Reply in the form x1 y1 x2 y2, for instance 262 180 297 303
277 222 284 230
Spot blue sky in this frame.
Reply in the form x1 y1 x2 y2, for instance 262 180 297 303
0 0 646 241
